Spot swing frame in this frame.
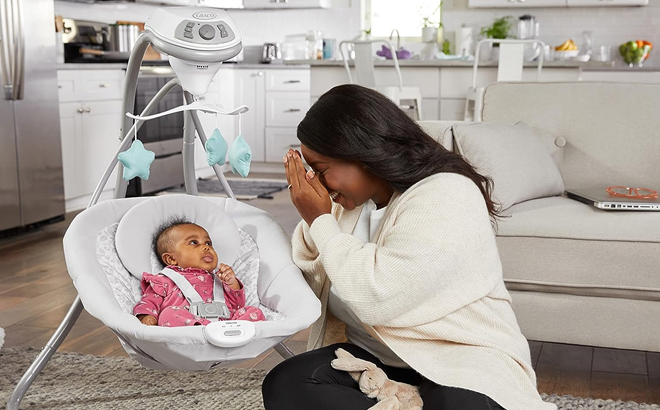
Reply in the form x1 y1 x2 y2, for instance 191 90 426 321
7 30 295 410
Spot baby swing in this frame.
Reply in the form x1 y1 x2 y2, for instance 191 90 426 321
8 7 321 409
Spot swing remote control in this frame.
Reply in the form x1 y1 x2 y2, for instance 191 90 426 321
204 320 256 347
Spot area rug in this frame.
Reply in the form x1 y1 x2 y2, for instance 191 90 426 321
2 347 659 410
0 347 267 409
162 178 288 200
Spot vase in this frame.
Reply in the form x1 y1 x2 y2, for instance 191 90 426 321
422 27 438 43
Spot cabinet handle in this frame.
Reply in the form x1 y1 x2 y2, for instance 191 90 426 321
284 80 301 84
285 108 301 112
98 83 111 88
77 107 84 113
252 72 264 77
84 107 91 113
289 144 301 148
58 85 62 89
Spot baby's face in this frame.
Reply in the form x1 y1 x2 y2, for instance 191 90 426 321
165 224 218 271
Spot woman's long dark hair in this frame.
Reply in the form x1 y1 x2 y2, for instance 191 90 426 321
297 84 501 221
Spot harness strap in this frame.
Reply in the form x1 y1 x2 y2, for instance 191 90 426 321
159 268 230 320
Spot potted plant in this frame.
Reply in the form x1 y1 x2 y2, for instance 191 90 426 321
479 16 514 60
421 2 443 44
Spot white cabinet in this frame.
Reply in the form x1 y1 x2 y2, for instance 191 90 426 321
243 0 331 8
235 68 310 164
567 0 647 5
57 69 123 211
469 0 566 7
235 69 266 162
264 70 310 162
193 67 236 179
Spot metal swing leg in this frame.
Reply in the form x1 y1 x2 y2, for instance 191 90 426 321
6 297 84 410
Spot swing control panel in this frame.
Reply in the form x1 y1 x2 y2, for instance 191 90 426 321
204 320 256 347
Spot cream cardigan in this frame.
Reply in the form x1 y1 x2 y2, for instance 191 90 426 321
291 173 556 410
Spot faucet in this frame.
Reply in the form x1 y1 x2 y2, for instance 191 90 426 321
389 29 400 51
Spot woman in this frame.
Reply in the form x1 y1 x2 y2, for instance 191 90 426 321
262 84 554 410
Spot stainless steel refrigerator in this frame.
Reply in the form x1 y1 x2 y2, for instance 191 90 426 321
0 0 64 232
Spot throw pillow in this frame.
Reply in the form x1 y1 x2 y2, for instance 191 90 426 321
452 121 565 211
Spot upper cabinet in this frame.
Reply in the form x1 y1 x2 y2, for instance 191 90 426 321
566 0 647 6
469 0 645 6
242 0 331 8
469 0 566 7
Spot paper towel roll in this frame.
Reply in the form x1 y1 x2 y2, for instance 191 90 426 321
455 27 473 57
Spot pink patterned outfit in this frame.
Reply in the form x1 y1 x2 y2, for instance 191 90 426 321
133 265 265 327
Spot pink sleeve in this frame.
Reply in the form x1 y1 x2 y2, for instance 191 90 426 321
133 273 168 319
223 279 246 310
133 283 164 319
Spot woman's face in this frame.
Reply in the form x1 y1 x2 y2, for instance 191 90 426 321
301 144 392 210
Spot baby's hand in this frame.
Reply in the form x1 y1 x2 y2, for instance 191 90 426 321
217 264 241 290
138 314 157 326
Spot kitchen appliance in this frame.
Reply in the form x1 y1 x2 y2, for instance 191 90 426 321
517 15 541 61
62 19 125 62
107 23 141 54
0 0 65 233
126 66 185 197
261 42 281 63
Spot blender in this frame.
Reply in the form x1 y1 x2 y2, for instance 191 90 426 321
518 15 541 61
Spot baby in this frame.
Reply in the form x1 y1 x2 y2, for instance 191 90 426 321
134 218 265 327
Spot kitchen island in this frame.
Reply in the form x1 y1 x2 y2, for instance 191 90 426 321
284 58 657 120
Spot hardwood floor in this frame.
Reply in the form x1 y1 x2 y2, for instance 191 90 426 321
1 174 658 404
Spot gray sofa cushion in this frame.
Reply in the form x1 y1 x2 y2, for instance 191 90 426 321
452 122 565 211
497 196 660 299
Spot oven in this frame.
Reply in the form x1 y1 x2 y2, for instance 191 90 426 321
126 66 185 197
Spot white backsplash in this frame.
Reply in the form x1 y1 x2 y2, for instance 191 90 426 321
55 0 657 55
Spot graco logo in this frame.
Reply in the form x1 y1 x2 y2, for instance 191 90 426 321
193 12 217 20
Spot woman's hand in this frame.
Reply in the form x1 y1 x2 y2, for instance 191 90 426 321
284 149 332 226
217 264 241 290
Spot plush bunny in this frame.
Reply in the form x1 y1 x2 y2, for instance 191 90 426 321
331 348 423 410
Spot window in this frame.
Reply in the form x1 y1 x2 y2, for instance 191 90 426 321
366 0 442 38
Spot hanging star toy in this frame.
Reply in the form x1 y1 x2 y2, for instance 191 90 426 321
205 128 228 166
118 139 155 181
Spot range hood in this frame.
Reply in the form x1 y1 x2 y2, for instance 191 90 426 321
135 0 244 8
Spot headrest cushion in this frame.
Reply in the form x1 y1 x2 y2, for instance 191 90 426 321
115 195 240 279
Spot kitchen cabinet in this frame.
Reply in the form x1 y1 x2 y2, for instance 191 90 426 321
235 69 266 162
242 0 331 8
57 69 123 211
567 0 647 6
193 67 237 179
264 70 311 162
469 0 566 7
234 68 310 166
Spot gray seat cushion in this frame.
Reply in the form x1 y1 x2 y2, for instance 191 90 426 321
497 196 660 300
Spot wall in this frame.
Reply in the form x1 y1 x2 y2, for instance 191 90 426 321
54 0 361 46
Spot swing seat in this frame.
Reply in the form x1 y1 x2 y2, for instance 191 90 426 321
65 194 321 371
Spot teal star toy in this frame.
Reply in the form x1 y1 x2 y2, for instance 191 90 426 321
205 128 228 166
117 140 156 180
229 134 252 178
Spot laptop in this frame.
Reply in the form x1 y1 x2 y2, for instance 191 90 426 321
566 187 660 211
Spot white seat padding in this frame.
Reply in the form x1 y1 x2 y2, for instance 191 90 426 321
64 196 321 371
498 196 660 298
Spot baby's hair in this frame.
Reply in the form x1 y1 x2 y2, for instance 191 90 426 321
153 215 192 266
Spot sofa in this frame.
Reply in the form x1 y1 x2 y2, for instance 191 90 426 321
420 82 660 352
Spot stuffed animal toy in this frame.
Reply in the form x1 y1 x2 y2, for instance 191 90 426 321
331 348 423 410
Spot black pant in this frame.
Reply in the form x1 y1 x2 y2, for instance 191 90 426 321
262 343 506 410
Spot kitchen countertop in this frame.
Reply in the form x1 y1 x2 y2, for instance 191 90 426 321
284 58 617 70
57 61 309 70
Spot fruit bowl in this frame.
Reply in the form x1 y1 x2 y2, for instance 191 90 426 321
619 40 653 67
554 50 579 60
